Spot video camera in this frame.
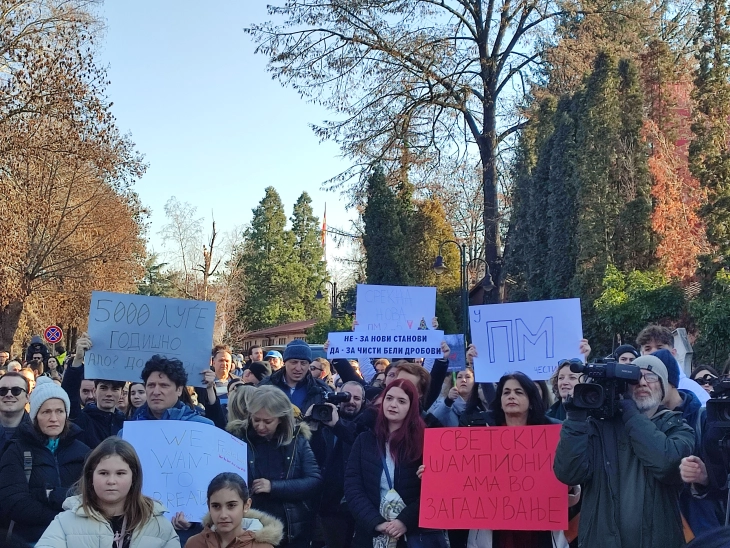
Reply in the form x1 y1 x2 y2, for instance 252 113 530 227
702 378 730 491
568 358 642 420
310 391 352 423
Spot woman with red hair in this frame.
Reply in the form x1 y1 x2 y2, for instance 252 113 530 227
345 379 447 548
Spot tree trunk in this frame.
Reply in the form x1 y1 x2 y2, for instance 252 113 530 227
480 104 503 304
0 300 25 352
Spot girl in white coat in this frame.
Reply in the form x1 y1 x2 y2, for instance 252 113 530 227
36 436 180 548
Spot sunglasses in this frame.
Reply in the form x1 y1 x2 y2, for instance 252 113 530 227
309 365 323 373
0 386 26 397
558 358 583 367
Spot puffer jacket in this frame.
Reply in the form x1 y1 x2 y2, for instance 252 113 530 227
344 430 424 548
0 422 90 543
185 508 284 548
554 407 694 548
35 494 180 548
228 421 322 545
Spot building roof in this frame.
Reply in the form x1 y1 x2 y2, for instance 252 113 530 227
243 319 318 338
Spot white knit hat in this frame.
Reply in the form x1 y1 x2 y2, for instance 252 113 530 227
30 376 71 421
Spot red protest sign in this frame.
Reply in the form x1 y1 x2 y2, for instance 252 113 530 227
419 425 567 531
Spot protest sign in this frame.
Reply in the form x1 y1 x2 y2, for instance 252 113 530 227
469 298 583 382
355 284 436 331
445 334 467 372
123 421 248 521
419 425 567 530
86 291 216 386
327 330 444 359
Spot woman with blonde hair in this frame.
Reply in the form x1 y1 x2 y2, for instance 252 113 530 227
227 386 321 548
36 436 179 547
227 384 257 424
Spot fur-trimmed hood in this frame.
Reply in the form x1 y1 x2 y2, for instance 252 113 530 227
197 508 284 547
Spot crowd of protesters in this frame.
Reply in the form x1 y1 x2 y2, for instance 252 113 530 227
0 321 727 548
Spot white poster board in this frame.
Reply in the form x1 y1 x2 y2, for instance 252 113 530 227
123 421 248 521
86 291 216 386
469 299 583 382
327 330 445 359
355 284 436 331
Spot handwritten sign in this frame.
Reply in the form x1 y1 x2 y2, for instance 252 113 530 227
420 426 567 530
327 330 444 359
355 284 436 331
123 421 248 521
469 299 583 382
86 291 216 386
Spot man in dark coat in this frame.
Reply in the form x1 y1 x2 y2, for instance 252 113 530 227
554 355 695 548
0 372 31 457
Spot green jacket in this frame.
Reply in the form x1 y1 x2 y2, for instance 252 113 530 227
553 407 694 548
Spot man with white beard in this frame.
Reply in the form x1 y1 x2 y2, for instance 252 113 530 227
554 354 694 548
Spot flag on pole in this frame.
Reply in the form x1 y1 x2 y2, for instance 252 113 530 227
321 204 327 249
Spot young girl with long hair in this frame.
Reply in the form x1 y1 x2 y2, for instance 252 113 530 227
345 379 447 548
126 382 146 419
185 472 284 548
36 437 179 548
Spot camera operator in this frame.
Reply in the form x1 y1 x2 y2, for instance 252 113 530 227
555 355 694 548
310 381 366 548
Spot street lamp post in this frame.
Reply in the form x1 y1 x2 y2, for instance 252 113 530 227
315 280 339 317
433 242 495 337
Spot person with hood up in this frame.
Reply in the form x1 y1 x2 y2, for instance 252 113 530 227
35 437 179 548
554 354 695 548
185 472 284 548
25 335 50 365
0 376 90 544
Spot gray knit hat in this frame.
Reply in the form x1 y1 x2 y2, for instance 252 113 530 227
30 376 70 421
632 355 669 399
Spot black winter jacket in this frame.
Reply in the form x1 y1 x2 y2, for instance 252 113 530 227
258 369 332 412
0 421 90 543
72 402 125 449
345 430 424 548
231 422 322 545
320 416 360 513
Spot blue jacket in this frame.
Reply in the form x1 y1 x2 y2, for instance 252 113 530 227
129 401 214 425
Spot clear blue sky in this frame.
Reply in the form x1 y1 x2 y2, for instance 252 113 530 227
99 1 355 261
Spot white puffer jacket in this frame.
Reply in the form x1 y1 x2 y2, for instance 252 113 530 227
35 495 180 548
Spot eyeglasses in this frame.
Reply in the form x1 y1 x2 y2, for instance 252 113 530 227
0 386 26 397
558 358 583 367
640 371 660 383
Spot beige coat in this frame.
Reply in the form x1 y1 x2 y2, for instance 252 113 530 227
35 495 180 548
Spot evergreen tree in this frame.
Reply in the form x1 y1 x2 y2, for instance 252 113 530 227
690 0 730 260
290 192 329 319
362 166 413 285
235 187 298 331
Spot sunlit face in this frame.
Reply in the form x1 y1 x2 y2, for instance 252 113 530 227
268 356 282 371
47 358 58 370
21 370 35 393
455 370 475 397
95 382 122 412
285 359 310 384
250 347 264 362
251 408 280 440
640 340 673 356
0 352 9 366
241 369 259 386
129 384 146 408
80 380 95 406
0 376 28 414
557 366 581 400
630 370 664 411
209 488 252 535
213 351 232 380
339 384 364 417
145 372 183 417
117 385 129 413
383 386 410 424
36 398 66 438
93 455 133 510
501 379 529 418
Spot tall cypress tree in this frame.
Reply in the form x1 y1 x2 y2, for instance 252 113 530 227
362 166 413 285
690 0 730 260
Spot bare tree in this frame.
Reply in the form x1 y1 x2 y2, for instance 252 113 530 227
247 0 579 301
158 197 203 298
